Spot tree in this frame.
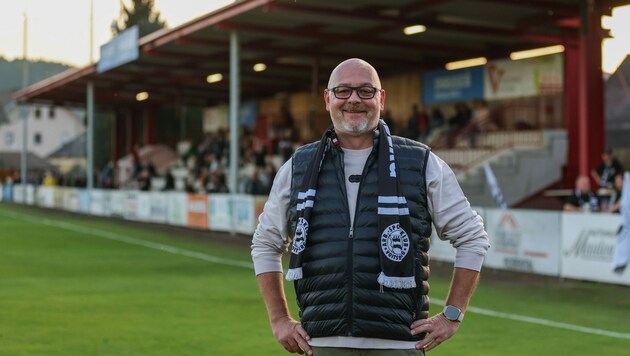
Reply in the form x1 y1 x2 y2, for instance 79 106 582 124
111 0 167 38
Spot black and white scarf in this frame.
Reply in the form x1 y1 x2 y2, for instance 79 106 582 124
286 120 416 290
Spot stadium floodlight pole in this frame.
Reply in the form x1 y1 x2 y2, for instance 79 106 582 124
86 0 95 191
87 82 94 190
228 31 240 235
89 0 94 63
20 1 29 202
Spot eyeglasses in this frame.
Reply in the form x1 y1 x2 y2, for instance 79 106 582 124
328 86 381 99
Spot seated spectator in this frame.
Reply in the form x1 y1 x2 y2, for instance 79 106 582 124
137 166 151 191
590 149 624 190
563 176 599 212
209 170 229 193
42 170 58 186
605 173 625 213
467 100 495 148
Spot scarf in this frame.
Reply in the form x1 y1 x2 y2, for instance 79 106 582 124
286 119 416 290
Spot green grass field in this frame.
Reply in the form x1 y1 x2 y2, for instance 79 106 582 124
1 203 629 355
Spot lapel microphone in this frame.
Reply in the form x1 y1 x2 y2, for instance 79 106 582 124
349 175 361 183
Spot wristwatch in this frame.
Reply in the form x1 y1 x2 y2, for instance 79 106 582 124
442 305 464 322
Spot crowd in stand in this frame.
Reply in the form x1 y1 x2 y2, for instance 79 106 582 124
4 101 625 212
563 150 626 214
386 100 496 149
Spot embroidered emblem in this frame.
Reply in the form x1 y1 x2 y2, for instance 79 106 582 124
380 223 410 262
292 217 309 254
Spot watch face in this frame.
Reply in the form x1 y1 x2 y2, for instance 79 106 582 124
444 306 461 320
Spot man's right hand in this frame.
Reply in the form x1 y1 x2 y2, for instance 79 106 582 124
272 316 312 355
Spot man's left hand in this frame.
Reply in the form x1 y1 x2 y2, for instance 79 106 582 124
411 313 460 352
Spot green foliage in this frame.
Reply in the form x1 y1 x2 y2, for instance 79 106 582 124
1 203 629 355
0 56 73 92
111 0 167 38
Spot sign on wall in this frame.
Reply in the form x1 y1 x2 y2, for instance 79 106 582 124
110 191 126 217
149 192 168 223
187 194 209 230
137 192 152 222
209 194 232 232
37 187 55 208
79 190 91 213
561 213 630 285
90 189 110 216
97 26 139 73
484 54 563 100
484 209 561 276
423 66 484 104
167 192 188 226
124 191 139 221
234 194 256 234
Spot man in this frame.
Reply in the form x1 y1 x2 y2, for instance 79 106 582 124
590 149 624 190
563 175 599 212
252 58 489 355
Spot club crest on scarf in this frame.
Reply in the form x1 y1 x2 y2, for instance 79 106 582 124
292 217 309 254
288 120 416 290
381 223 410 262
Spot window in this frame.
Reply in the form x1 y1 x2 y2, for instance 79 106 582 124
34 107 41 119
34 132 42 145
49 107 55 119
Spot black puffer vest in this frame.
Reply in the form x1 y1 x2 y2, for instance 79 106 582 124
288 133 432 341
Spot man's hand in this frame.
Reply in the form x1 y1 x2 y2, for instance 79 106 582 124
411 313 460 352
272 316 312 355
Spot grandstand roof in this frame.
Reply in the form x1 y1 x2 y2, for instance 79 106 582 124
13 0 629 107
0 151 54 171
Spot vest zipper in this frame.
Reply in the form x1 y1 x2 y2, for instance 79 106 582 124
345 146 376 337
334 148 355 337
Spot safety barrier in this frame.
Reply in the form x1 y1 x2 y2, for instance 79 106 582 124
1 183 628 286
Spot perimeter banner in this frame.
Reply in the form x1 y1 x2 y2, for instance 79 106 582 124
209 194 232 232
561 212 630 285
187 194 209 230
484 209 561 275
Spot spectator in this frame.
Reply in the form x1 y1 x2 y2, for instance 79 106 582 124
100 161 115 188
209 170 229 193
564 176 599 212
407 104 428 141
42 170 58 186
467 100 492 148
446 102 471 147
591 149 624 190
605 173 625 213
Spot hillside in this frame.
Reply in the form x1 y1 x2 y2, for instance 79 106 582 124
0 57 74 92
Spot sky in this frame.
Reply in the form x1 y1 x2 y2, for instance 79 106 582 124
0 0 235 66
0 1 629 73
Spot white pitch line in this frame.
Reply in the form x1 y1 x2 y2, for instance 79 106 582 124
431 298 630 340
2 208 630 340
0 209 254 270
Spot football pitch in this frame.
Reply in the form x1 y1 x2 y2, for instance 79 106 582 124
1 203 629 355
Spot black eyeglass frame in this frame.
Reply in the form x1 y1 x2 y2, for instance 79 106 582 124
327 86 382 99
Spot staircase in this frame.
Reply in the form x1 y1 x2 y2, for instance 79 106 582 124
433 130 567 207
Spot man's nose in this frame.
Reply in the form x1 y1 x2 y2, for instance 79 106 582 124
347 89 362 102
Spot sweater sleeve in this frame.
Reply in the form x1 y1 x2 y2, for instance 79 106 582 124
426 152 490 271
251 159 293 275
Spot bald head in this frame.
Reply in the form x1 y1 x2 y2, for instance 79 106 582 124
327 58 382 89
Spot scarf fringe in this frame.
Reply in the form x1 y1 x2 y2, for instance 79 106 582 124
378 272 416 289
286 267 303 281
